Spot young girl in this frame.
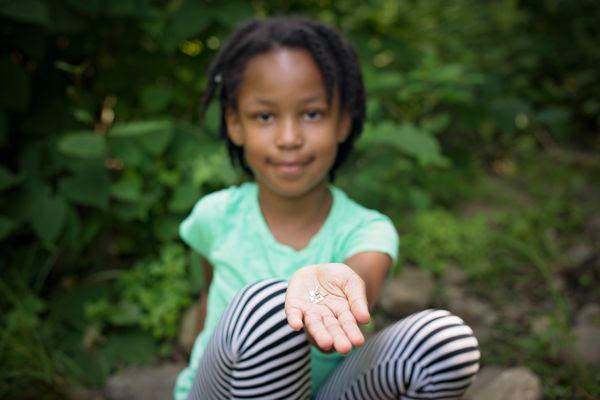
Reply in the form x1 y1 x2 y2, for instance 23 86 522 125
175 17 480 400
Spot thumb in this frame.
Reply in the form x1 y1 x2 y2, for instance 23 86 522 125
342 275 370 324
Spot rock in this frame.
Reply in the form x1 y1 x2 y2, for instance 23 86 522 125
65 385 105 400
530 315 550 335
464 366 541 400
463 365 507 399
565 243 594 267
442 264 468 286
585 215 600 243
178 303 200 354
104 362 185 400
572 324 600 365
576 303 600 325
446 286 495 342
378 266 434 318
446 286 496 327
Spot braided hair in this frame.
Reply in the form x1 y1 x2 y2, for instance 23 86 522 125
202 16 366 180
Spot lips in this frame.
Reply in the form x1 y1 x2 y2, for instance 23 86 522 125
268 157 314 174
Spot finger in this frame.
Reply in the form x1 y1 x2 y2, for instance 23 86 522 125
285 305 304 331
304 311 333 351
338 309 365 347
323 315 353 354
342 276 371 324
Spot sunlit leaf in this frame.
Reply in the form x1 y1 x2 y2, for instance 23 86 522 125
57 132 107 159
111 171 143 202
110 120 173 137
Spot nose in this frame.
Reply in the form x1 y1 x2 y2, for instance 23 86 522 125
275 117 303 149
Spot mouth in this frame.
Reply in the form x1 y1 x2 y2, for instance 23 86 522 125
268 157 314 174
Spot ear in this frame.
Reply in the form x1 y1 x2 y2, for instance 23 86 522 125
225 107 244 146
336 111 352 143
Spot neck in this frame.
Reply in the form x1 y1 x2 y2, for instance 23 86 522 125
257 182 332 227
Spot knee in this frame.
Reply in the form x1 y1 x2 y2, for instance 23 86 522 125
224 278 290 330
222 278 304 354
389 309 481 366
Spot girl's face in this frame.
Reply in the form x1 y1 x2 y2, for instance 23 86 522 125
226 48 350 199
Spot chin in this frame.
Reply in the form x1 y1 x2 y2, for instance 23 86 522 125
261 179 327 199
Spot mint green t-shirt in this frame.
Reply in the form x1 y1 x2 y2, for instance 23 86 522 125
174 183 399 400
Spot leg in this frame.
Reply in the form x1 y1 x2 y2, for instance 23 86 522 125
188 279 311 400
315 309 480 399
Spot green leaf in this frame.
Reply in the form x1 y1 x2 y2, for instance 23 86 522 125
109 302 143 326
162 0 212 51
141 85 172 112
109 138 145 167
101 330 156 366
111 171 143 202
0 215 16 240
104 0 139 17
47 2 86 33
49 281 111 329
0 0 49 25
137 128 174 155
29 189 68 244
168 185 200 213
59 164 111 209
211 1 254 27
111 119 173 137
364 122 447 166
152 215 180 241
0 165 23 191
421 113 451 135
489 97 530 133
204 100 220 134
536 107 571 140
57 132 107 159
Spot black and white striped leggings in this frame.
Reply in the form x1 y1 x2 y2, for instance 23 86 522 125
189 279 480 399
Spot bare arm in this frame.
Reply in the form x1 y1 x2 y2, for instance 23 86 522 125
195 258 213 335
344 251 393 312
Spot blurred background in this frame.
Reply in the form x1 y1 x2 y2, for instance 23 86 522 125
0 0 598 399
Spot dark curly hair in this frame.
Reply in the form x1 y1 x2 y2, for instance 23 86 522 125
201 16 366 180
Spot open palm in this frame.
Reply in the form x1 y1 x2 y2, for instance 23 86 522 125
285 263 370 354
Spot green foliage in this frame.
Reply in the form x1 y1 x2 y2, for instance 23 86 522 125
401 209 491 276
87 244 192 340
0 0 598 396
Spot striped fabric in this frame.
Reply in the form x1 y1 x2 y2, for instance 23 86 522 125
188 279 480 400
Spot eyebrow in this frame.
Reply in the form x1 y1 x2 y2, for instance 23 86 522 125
251 94 325 106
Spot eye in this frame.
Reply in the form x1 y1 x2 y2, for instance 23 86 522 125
254 112 274 123
304 109 324 121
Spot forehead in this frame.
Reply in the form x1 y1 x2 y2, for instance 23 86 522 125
236 48 330 107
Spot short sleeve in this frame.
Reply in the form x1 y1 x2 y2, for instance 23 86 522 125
340 214 400 278
179 191 225 257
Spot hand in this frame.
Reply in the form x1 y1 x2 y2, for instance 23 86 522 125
284 263 370 354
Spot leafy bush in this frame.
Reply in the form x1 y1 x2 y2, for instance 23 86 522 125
87 244 192 340
401 209 491 276
0 0 597 396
